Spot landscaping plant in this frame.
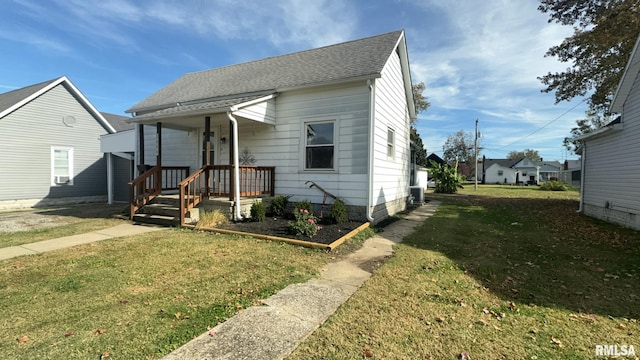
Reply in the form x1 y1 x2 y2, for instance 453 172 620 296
539 180 569 191
268 195 291 217
288 207 321 238
249 201 266 222
429 159 463 194
329 198 348 224
194 209 229 229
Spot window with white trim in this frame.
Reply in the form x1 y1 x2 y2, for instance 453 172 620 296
305 122 334 170
387 128 395 158
51 146 74 185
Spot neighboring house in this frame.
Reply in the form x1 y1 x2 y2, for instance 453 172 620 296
483 158 520 184
0 76 117 210
577 33 640 230
100 113 136 203
558 159 581 188
123 30 416 224
426 153 445 167
483 157 562 185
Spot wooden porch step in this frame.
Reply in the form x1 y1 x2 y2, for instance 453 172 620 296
132 213 190 227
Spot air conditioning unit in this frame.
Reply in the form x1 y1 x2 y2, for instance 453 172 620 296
55 176 70 184
409 186 424 204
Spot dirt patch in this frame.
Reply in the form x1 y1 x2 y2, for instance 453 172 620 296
216 218 365 245
0 203 126 233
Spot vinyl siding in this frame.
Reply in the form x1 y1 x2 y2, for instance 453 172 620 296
484 164 517 184
582 72 640 228
371 50 411 209
0 83 109 202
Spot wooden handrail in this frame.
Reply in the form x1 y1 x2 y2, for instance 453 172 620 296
129 165 162 219
129 166 190 220
178 165 209 226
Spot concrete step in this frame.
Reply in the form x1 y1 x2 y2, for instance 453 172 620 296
132 213 192 227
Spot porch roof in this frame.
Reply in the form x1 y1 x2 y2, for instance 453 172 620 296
129 93 269 122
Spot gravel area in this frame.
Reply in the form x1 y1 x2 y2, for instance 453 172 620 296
0 203 126 233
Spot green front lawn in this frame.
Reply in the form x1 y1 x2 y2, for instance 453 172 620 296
290 186 639 359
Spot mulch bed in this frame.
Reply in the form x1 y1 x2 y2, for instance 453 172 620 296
216 217 364 245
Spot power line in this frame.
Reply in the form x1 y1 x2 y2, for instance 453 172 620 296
497 99 587 151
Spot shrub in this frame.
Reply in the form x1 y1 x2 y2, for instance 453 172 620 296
195 209 229 229
429 159 464 194
288 208 321 238
539 180 568 191
250 201 266 222
294 200 313 214
329 198 348 224
269 195 291 217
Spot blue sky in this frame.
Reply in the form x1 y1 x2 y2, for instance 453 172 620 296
1 0 588 161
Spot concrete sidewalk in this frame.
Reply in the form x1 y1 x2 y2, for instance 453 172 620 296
0 223 165 260
162 201 441 360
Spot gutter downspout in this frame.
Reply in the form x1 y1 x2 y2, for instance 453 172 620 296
366 79 376 223
578 144 586 213
226 111 243 221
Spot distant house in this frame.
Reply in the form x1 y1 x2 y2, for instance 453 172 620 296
426 153 445 167
558 159 581 188
0 76 118 210
577 34 640 230
123 30 416 224
483 158 520 184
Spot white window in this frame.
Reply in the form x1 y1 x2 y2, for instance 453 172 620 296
51 146 74 185
498 170 503 175
387 128 395 158
305 121 334 170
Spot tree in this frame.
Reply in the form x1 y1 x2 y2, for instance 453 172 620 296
538 0 640 112
410 82 430 166
412 82 431 117
507 149 542 161
442 130 474 163
410 128 428 167
563 109 612 153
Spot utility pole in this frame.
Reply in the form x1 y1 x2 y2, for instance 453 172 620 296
474 118 479 191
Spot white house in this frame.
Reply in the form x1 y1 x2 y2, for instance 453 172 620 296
0 76 118 210
122 30 416 224
577 33 640 230
483 159 520 184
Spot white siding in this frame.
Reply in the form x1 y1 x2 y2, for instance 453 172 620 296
582 73 640 229
0 83 109 203
231 83 371 207
372 50 411 211
485 164 517 184
141 127 199 172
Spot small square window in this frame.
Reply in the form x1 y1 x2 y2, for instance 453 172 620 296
498 170 503 175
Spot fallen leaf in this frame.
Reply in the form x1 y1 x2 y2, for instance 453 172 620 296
119 300 129 305
459 351 471 360
551 337 563 347
17 335 29 344
618 323 627 330
436 316 445 323
64 331 74 337
174 312 182 319
208 330 216 337
100 352 110 359
94 328 106 336
508 302 516 311
363 349 374 358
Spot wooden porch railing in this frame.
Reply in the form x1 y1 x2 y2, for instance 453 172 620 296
178 165 275 225
129 166 190 219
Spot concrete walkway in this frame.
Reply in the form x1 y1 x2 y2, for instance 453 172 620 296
0 223 165 260
162 201 441 360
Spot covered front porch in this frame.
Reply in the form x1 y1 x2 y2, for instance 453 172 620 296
127 94 278 225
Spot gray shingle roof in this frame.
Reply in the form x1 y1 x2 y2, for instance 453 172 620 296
0 78 59 117
101 112 135 132
128 30 404 114
484 158 522 169
132 94 268 121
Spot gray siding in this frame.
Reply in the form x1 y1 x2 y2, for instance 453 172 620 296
582 73 640 229
0 83 109 203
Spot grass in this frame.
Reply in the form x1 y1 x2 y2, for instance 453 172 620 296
0 228 336 359
289 185 640 359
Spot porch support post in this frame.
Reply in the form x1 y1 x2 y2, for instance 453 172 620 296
138 124 145 171
156 122 162 192
204 116 211 196
156 122 162 166
229 120 234 201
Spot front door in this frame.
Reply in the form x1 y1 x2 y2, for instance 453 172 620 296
202 131 215 166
